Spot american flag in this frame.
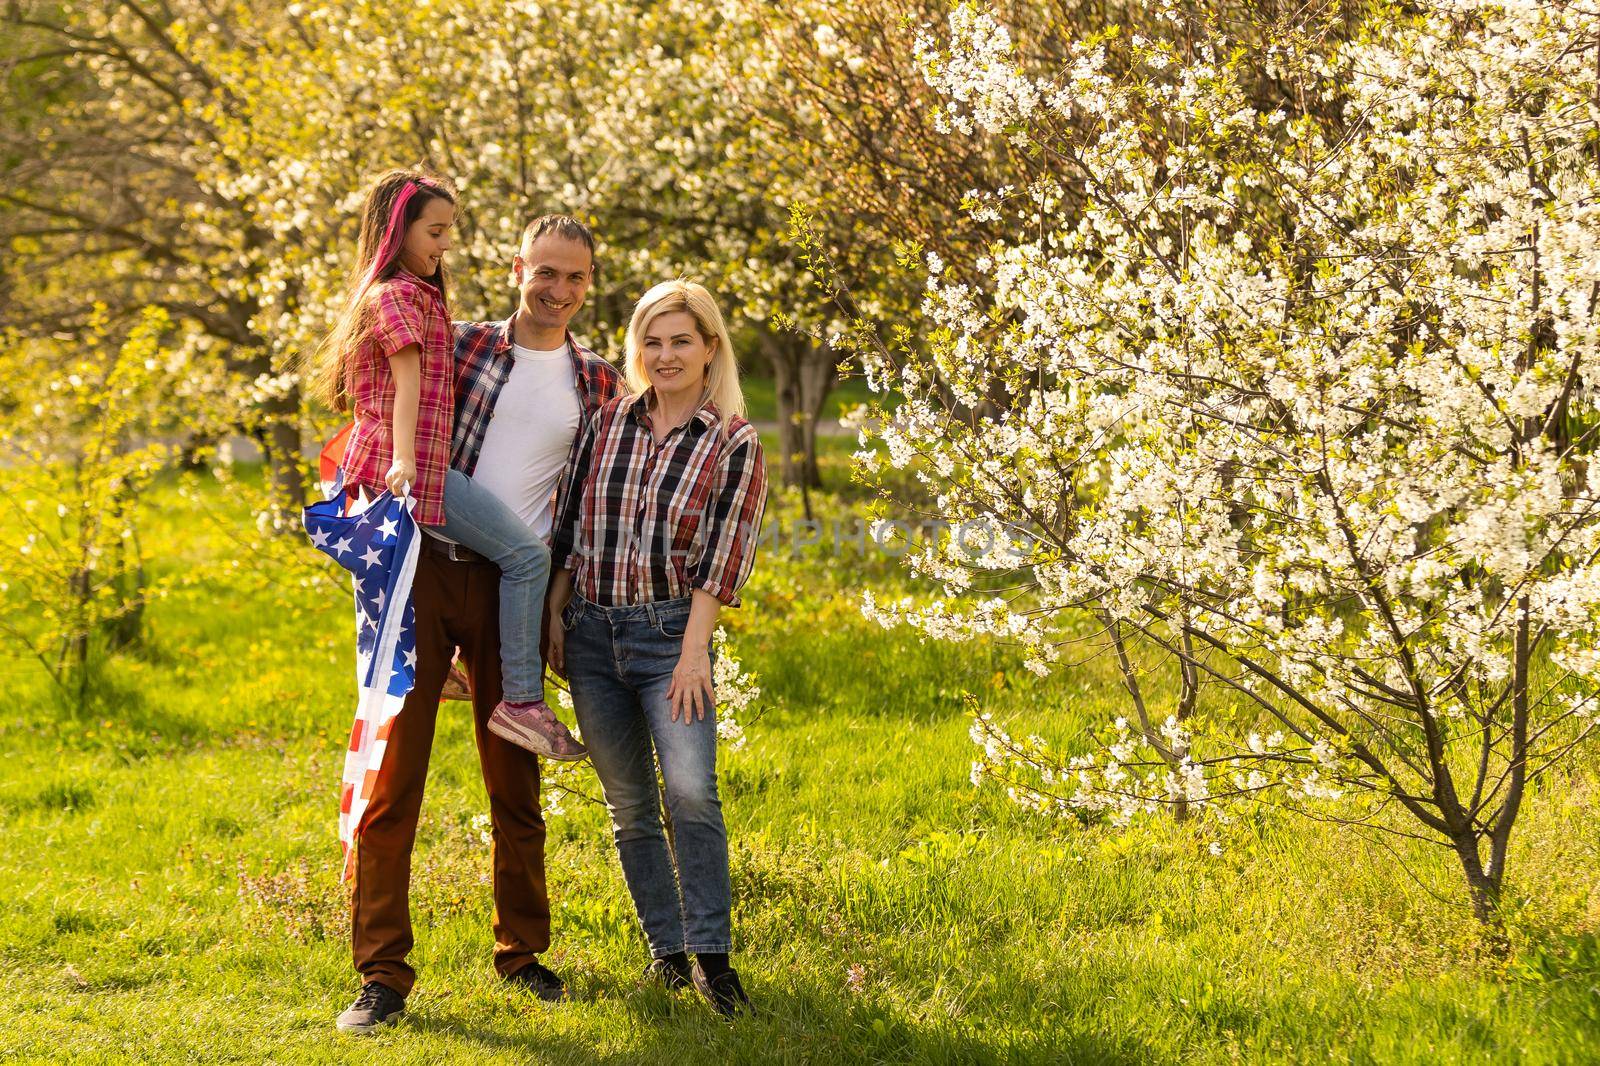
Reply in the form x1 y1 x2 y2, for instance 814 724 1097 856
303 453 421 881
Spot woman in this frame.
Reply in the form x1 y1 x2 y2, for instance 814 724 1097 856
546 279 766 1017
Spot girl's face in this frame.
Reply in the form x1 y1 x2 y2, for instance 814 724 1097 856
398 196 454 276
640 310 716 403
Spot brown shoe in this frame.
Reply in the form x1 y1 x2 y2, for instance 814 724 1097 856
439 660 472 702
487 699 588 761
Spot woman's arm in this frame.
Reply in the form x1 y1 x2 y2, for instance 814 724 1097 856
669 427 769 725
385 342 421 496
667 589 722 724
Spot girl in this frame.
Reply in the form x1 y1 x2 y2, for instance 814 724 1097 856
308 169 585 762
545 280 768 1017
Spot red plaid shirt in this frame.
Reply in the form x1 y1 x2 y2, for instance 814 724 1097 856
449 319 622 526
552 392 768 607
341 272 454 525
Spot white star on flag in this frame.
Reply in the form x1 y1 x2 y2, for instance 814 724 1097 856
332 537 354 558
310 528 331 548
377 517 398 540
360 546 384 568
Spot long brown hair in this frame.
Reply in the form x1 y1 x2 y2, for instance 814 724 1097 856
305 169 456 412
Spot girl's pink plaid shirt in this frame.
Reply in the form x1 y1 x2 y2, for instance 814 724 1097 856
340 272 454 526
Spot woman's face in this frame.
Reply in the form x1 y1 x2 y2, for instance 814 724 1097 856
640 310 715 403
399 196 454 276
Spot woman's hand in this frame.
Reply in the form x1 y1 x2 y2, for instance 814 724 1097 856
385 456 416 496
544 568 574 679
667 589 723 725
546 604 568 679
667 642 714 724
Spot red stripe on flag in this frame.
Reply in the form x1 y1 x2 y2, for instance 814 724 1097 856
376 716 395 742
361 768 380 799
340 781 354 814
349 718 365 752
320 422 355 484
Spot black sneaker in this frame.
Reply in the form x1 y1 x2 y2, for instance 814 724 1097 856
335 981 405 1034
643 955 693 992
505 960 566 1002
691 960 752 1019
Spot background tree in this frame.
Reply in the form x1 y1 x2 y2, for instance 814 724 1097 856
0 306 178 714
846 0 1600 926
0 1 313 514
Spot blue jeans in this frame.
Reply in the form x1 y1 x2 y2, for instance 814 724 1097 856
562 594 731 956
436 468 549 703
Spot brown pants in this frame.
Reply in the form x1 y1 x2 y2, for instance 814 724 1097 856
350 547 549 997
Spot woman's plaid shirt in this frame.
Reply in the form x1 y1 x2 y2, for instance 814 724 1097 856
552 392 768 607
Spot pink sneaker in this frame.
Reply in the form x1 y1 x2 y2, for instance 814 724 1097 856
487 699 588 761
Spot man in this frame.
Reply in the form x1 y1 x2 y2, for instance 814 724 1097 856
337 215 622 1034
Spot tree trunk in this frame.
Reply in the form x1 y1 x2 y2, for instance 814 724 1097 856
261 413 306 514
103 490 144 651
798 341 835 480
251 380 308 530
231 348 307 528
1452 833 1507 948
761 332 833 490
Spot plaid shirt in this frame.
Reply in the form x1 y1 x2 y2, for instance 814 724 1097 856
341 273 454 525
449 318 622 525
552 392 768 607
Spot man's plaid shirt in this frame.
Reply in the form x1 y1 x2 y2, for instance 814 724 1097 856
449 318 622 525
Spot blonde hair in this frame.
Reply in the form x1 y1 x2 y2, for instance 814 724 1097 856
623 280 745 431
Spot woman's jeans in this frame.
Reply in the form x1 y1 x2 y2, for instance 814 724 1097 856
436 468 549 703
562 594 732 956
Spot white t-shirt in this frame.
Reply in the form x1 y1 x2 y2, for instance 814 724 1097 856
470 343 581 539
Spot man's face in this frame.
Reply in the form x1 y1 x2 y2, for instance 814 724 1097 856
513 234 593 333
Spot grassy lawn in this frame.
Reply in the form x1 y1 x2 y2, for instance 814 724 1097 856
738 375 896 426
1 456 1598 1064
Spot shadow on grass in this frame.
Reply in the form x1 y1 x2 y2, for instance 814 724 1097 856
398 973 1150 1065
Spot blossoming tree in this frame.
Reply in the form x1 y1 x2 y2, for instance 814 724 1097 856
857 0 1600 923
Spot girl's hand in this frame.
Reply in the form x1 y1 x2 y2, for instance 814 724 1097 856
385 457 416 496
667 643 714 724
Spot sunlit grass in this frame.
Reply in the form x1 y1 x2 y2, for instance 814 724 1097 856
1 463 1597 1064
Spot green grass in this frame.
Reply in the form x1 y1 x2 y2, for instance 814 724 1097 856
739 375 896 426
1 464 1598 1064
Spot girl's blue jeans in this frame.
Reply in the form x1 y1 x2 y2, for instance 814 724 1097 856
436 468 550 703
